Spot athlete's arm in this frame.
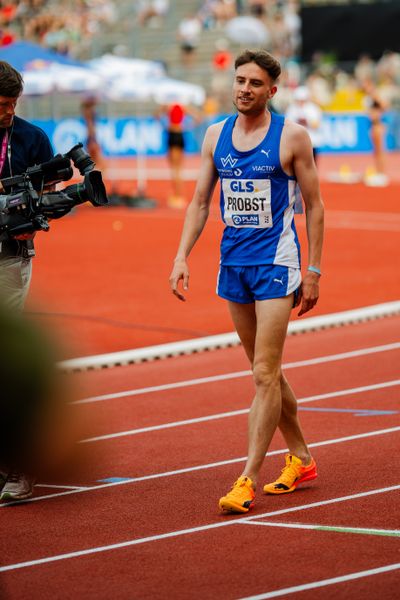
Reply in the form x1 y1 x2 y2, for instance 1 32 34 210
169 124 220 301
284 122 324 316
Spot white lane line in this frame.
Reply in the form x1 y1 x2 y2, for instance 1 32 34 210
80 379 400 443
2 427 399 507
238 520 400 537
73 342 400 405
1 485 399 573
80 408 249 442
236 563 400 599
35 484 93 491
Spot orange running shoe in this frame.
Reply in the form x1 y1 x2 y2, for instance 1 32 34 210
219 475 255 513
263 454 317 495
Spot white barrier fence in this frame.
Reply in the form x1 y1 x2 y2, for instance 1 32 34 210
58 301 400 372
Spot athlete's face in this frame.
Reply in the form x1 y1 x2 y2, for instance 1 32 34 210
233 63 277 115
0 95 18 128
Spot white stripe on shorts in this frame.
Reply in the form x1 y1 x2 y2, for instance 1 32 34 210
287 266 301 295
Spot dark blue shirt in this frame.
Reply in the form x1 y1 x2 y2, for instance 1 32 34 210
0 115 54 257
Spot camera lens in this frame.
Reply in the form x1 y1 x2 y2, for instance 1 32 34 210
66 144 95 175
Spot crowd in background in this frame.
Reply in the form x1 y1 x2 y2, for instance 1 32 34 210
131 1 400 124
0 0 117 55
1 0 400 131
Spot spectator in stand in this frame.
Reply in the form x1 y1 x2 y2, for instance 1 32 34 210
16 0 116 56
177 12 202 68
211 38 233 109
137 0 169 27
284 0 301 56
200 0 236 28
248 0 267 20
268 9 293 59
306 69 333 109
354 54 375 87
0 1 17 45
285 86 323 165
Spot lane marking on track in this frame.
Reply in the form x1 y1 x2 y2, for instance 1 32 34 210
2 426 399 507
299 407 398 417
79 379 400 443
74 342 400 405
0 485 399 573
238 519 400 538
35 484 92 491
237 563 400 600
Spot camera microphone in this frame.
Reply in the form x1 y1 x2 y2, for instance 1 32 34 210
0 156 73 190
33 156 73 184
39 156 71 176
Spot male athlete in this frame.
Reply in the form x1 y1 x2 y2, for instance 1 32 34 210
169 50 324 513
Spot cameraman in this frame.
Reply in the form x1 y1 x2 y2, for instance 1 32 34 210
0 60 54 502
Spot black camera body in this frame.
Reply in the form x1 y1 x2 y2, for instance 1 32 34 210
0 144 108 240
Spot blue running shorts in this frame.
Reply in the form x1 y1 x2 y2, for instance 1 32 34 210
216 264 301 304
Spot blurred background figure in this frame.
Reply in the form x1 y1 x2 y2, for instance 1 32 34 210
362 78 389 185
177 12 202 68
136 0 170 28
285 85 323 166
80 95 105 171
210 37 233 110
0 304 78 500
157 102 202 209
247 0 267 21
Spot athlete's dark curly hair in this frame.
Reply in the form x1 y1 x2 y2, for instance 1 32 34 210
235 50 281 82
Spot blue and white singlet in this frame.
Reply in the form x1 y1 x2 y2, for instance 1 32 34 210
213 112 300 269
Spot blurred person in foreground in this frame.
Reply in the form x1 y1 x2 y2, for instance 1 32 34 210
169 49 324 514
0 303 74 502
0 60 54 501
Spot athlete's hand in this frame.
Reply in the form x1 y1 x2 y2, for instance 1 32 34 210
169 258 189 302
297 271 320 316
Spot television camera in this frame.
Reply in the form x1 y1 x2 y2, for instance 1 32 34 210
0 143 108 240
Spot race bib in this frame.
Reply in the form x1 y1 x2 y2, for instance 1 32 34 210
222 178 272 228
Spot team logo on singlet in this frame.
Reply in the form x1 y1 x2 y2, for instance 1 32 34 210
220 153 238 168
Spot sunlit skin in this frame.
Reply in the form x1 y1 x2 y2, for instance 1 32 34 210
0 95 18 129
232 63 277 117
169 55 324 500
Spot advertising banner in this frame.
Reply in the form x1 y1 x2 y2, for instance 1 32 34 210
33 113 400 157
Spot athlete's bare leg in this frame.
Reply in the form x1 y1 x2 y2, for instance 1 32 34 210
371 123 386 174
279 374 312 464
228 296 312 487
169 146 185 199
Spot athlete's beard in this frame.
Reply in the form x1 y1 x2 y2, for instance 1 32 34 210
233 97 266 116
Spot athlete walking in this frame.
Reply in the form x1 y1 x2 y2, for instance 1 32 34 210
169 50 324 514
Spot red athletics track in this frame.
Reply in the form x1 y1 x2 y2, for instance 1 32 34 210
26 167 400 359
0 315 399 599
1 157 399 598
